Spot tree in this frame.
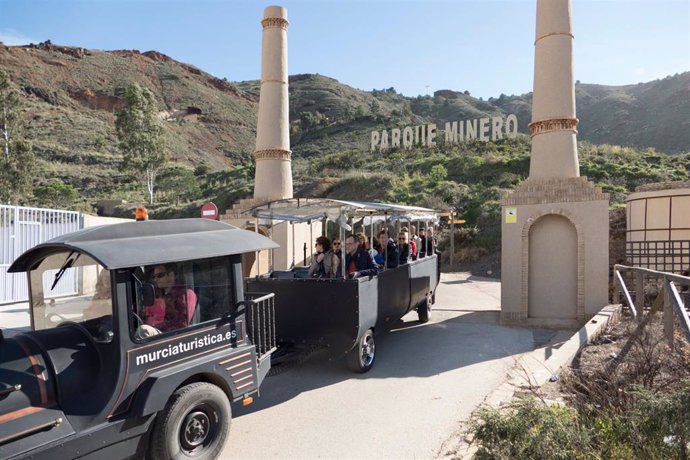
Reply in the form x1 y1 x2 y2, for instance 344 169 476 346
115 82 167 204
370 99 381 119
429 164 448 184
34 181 79 208
0 70 35 203
158 165 201 203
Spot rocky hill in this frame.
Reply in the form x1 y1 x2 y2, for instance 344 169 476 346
1 41 688 206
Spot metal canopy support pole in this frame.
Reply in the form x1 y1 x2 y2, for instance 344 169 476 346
269 212 274 273
340 206 346 279
309 220 313 265
291 221 295 269
369 211 374 258
383 211 388 270
255 218 260 276
450 210 454 268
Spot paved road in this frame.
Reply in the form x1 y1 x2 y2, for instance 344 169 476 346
223 273 539 460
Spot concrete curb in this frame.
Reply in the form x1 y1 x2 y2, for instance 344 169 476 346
446 304 622 459
513 304 622 390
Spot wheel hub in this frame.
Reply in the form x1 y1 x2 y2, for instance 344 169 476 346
182 410 210 448
362 336 375 365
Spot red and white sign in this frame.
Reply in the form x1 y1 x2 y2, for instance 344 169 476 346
200 202 219 220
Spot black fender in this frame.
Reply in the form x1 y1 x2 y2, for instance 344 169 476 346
130 345 258 417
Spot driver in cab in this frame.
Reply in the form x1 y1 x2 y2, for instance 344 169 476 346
144 263 197 332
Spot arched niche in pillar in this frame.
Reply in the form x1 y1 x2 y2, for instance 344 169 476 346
522 210 585 321
242 226 271 278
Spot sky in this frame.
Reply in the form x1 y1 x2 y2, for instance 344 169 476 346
1 0 688 99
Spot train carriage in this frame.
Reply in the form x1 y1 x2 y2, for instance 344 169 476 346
244 199 440 372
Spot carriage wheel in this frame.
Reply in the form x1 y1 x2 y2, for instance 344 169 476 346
418 293 433 323
347 328 376 373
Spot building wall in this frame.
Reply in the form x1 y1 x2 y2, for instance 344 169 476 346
627 188 690 242
626 188 690 273
501 178 609 327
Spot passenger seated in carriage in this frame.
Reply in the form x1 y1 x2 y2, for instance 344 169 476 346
344 234 378 279
308 236 339 278
398 231 411 265
401 226 417 260
377 229 399 269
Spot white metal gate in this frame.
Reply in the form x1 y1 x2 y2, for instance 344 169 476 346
1 205 81 304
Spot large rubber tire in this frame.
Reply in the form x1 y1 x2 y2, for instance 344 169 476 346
347 328 375 373
417 293 432 323
149 382 230 460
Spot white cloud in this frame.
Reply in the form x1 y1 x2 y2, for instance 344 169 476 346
634 67 647 76
0 30 40 46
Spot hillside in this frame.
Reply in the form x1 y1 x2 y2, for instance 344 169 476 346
1 42 688 214
1 42 259 200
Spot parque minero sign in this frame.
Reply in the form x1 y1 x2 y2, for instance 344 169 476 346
371 114 519 151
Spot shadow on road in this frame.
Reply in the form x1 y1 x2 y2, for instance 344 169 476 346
233 311 534 417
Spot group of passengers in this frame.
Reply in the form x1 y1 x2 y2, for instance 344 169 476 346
307 225 438 280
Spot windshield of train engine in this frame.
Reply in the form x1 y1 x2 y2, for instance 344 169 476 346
29 251 113 336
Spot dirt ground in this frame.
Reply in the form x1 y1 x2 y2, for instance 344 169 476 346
538 312 690 405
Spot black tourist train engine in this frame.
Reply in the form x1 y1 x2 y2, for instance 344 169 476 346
0 219 278 460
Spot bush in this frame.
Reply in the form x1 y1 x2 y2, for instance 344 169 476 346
468 398 595 459
468 313 690 460
468 386 690 460
33 181 79 209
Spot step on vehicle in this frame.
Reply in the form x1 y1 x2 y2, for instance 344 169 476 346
0 219 278 460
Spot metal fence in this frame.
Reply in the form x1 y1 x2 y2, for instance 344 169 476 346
613 264 690 347
1 205 81 304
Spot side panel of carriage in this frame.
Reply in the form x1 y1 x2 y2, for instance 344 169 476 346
246 255 438 357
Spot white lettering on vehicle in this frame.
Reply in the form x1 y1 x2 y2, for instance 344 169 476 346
135 330 237 366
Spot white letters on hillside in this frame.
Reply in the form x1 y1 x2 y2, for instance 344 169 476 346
370 114 518 151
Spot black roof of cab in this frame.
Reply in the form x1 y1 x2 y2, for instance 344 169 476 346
9 218 279 272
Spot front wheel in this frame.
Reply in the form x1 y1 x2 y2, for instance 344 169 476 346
347 328 375 373
150 382 230 460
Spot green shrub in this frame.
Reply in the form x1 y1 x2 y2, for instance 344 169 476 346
468 398 595 460
468 380 690 458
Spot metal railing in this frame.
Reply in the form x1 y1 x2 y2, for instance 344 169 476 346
613 264 690 346
244 292 277 359
626 240 690 275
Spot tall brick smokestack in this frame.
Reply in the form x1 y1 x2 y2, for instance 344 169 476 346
529 0 580 179
253 5 293 200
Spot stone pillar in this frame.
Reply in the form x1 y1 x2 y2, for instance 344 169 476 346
253 5 293 201
529 0 579 179
500 0 610 327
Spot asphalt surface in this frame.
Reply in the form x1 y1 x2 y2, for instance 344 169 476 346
222 272 545 459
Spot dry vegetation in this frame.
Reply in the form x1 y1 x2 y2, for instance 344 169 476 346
468 311 690 459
